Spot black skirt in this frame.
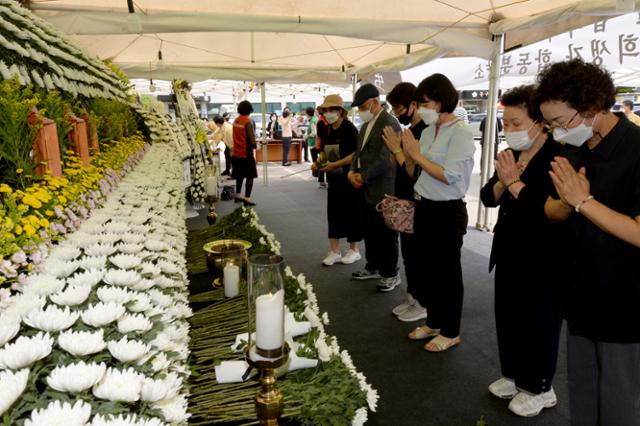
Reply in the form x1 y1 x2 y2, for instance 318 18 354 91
231 155 258 179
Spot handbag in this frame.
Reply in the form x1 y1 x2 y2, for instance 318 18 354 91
220 185 236 201
375 194 415 234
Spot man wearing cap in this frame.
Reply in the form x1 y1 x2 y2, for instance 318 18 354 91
348 83 402 292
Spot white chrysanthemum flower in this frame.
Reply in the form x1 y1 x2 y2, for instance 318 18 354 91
156 260 179 275
90 414 166 426
49 245 82 262
341 350 355 371
69 232 101 249
150 332 174 352
68 269 105 287
50 284 92 306
58 329 106 356
103 270 141 287
163 323 189 343
0 369 28 415
120 233 146 244
2 293 45 320
79 256 108 271
0 316 20 347
129 278 156 291
81 302 126 327
127 215 151 226
139 262 162 277
117 313 153 334
0 332 53 369
22 274 66 296
105 221 130 234
107 336 150 362
109 254 143 270
43 259 81 278
24 400 92 426
352 407 368 426
153 276 175 289
152 394 190 423
145 305 167 318
47 361 106 393
128 292 152 312
99 233 122 245
85 243 117 257
144 239 168 252
78 223 105 235
92 367 144 402
147 289 173 308
151 353 171 372
168 303 192 319
140 373 181 402
97 286 134 305
115 243 144 255
23 305 79 332
322 312 330 325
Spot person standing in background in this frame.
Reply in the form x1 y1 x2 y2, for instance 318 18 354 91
279 110 293 166
232 100 258 207
622 100 640 126
305 107 317 164
213 115 234 176
348 83 402 293
315 112 328 188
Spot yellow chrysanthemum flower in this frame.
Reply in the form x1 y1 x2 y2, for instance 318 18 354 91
14 224 23 235
0 184 12 193
33 190 52 203
23 224 36 236
21 194 42 209
39 218 49 228
45 210 54 217
16 168 23 174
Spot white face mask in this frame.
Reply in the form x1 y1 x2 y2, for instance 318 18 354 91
553 116 595 147
358 104 374 123
417 107 439 125
324 111 340 124
504 123 540 151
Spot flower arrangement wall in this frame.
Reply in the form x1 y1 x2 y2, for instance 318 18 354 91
0 142 192 425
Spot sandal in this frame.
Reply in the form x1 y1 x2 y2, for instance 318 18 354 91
424 335 461 352
408 325 440 340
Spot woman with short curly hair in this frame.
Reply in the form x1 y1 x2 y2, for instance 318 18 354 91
539 59 640 425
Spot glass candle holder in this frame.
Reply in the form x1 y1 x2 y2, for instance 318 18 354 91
248 254 285 360
221 246 244 298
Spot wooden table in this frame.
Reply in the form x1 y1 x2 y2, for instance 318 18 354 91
255 138 303 163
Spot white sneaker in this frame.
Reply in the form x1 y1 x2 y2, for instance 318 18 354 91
341 250 361 264
488 377 517 399
508 388 557 417
322 251 342 266
392 294 416 316
398 304 427 322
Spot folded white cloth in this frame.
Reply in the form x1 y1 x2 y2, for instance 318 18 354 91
215 360 252 384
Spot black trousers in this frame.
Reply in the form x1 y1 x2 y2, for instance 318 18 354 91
494 262 563 394
223 146 232 173
282 137 292 164
310 148 325 183
400 231 420 299
568 334 640 426
414 198 467 338
302 140 310 161
362 201 398 278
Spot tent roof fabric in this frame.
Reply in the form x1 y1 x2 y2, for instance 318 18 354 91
29 0 638 83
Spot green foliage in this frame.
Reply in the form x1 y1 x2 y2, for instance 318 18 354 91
37 90 75 154
86 98 138 146
0 78 40 189
103 59 130 86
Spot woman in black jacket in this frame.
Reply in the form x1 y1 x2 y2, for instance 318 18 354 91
480 85 565 417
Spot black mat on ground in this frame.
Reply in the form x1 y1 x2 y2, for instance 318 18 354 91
186 177 570 426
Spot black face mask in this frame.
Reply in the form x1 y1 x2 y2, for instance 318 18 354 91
396 104 413 125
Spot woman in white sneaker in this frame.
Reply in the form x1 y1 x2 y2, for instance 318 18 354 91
315 94 363 266
382 82 427 322
480 85 565 417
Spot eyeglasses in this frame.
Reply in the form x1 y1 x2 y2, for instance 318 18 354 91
547 110 579 131
391 105 408 117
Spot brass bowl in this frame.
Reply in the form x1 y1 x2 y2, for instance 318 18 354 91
203 239 252 274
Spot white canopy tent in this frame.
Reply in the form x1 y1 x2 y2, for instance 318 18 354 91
29 0 640 84
28 0 640 224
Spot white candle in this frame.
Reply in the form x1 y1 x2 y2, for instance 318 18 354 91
205 175 218 196
255 288 284 353
223 264 240 298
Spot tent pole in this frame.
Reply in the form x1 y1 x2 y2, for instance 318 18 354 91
475 33 504 230
261 82 268 186
351 74 358 121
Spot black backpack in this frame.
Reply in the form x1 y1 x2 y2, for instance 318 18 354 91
220 185 235 201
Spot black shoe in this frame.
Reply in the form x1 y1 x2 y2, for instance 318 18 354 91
243 200 256 207
234 196 244 203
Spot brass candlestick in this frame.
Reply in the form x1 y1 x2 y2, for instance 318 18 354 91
244 343 290 425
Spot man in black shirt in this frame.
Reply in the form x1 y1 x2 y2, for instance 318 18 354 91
539 59 640 425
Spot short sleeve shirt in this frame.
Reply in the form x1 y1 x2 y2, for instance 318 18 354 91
556 113 640 342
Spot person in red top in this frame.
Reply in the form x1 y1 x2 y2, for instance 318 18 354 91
232 100 258 207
